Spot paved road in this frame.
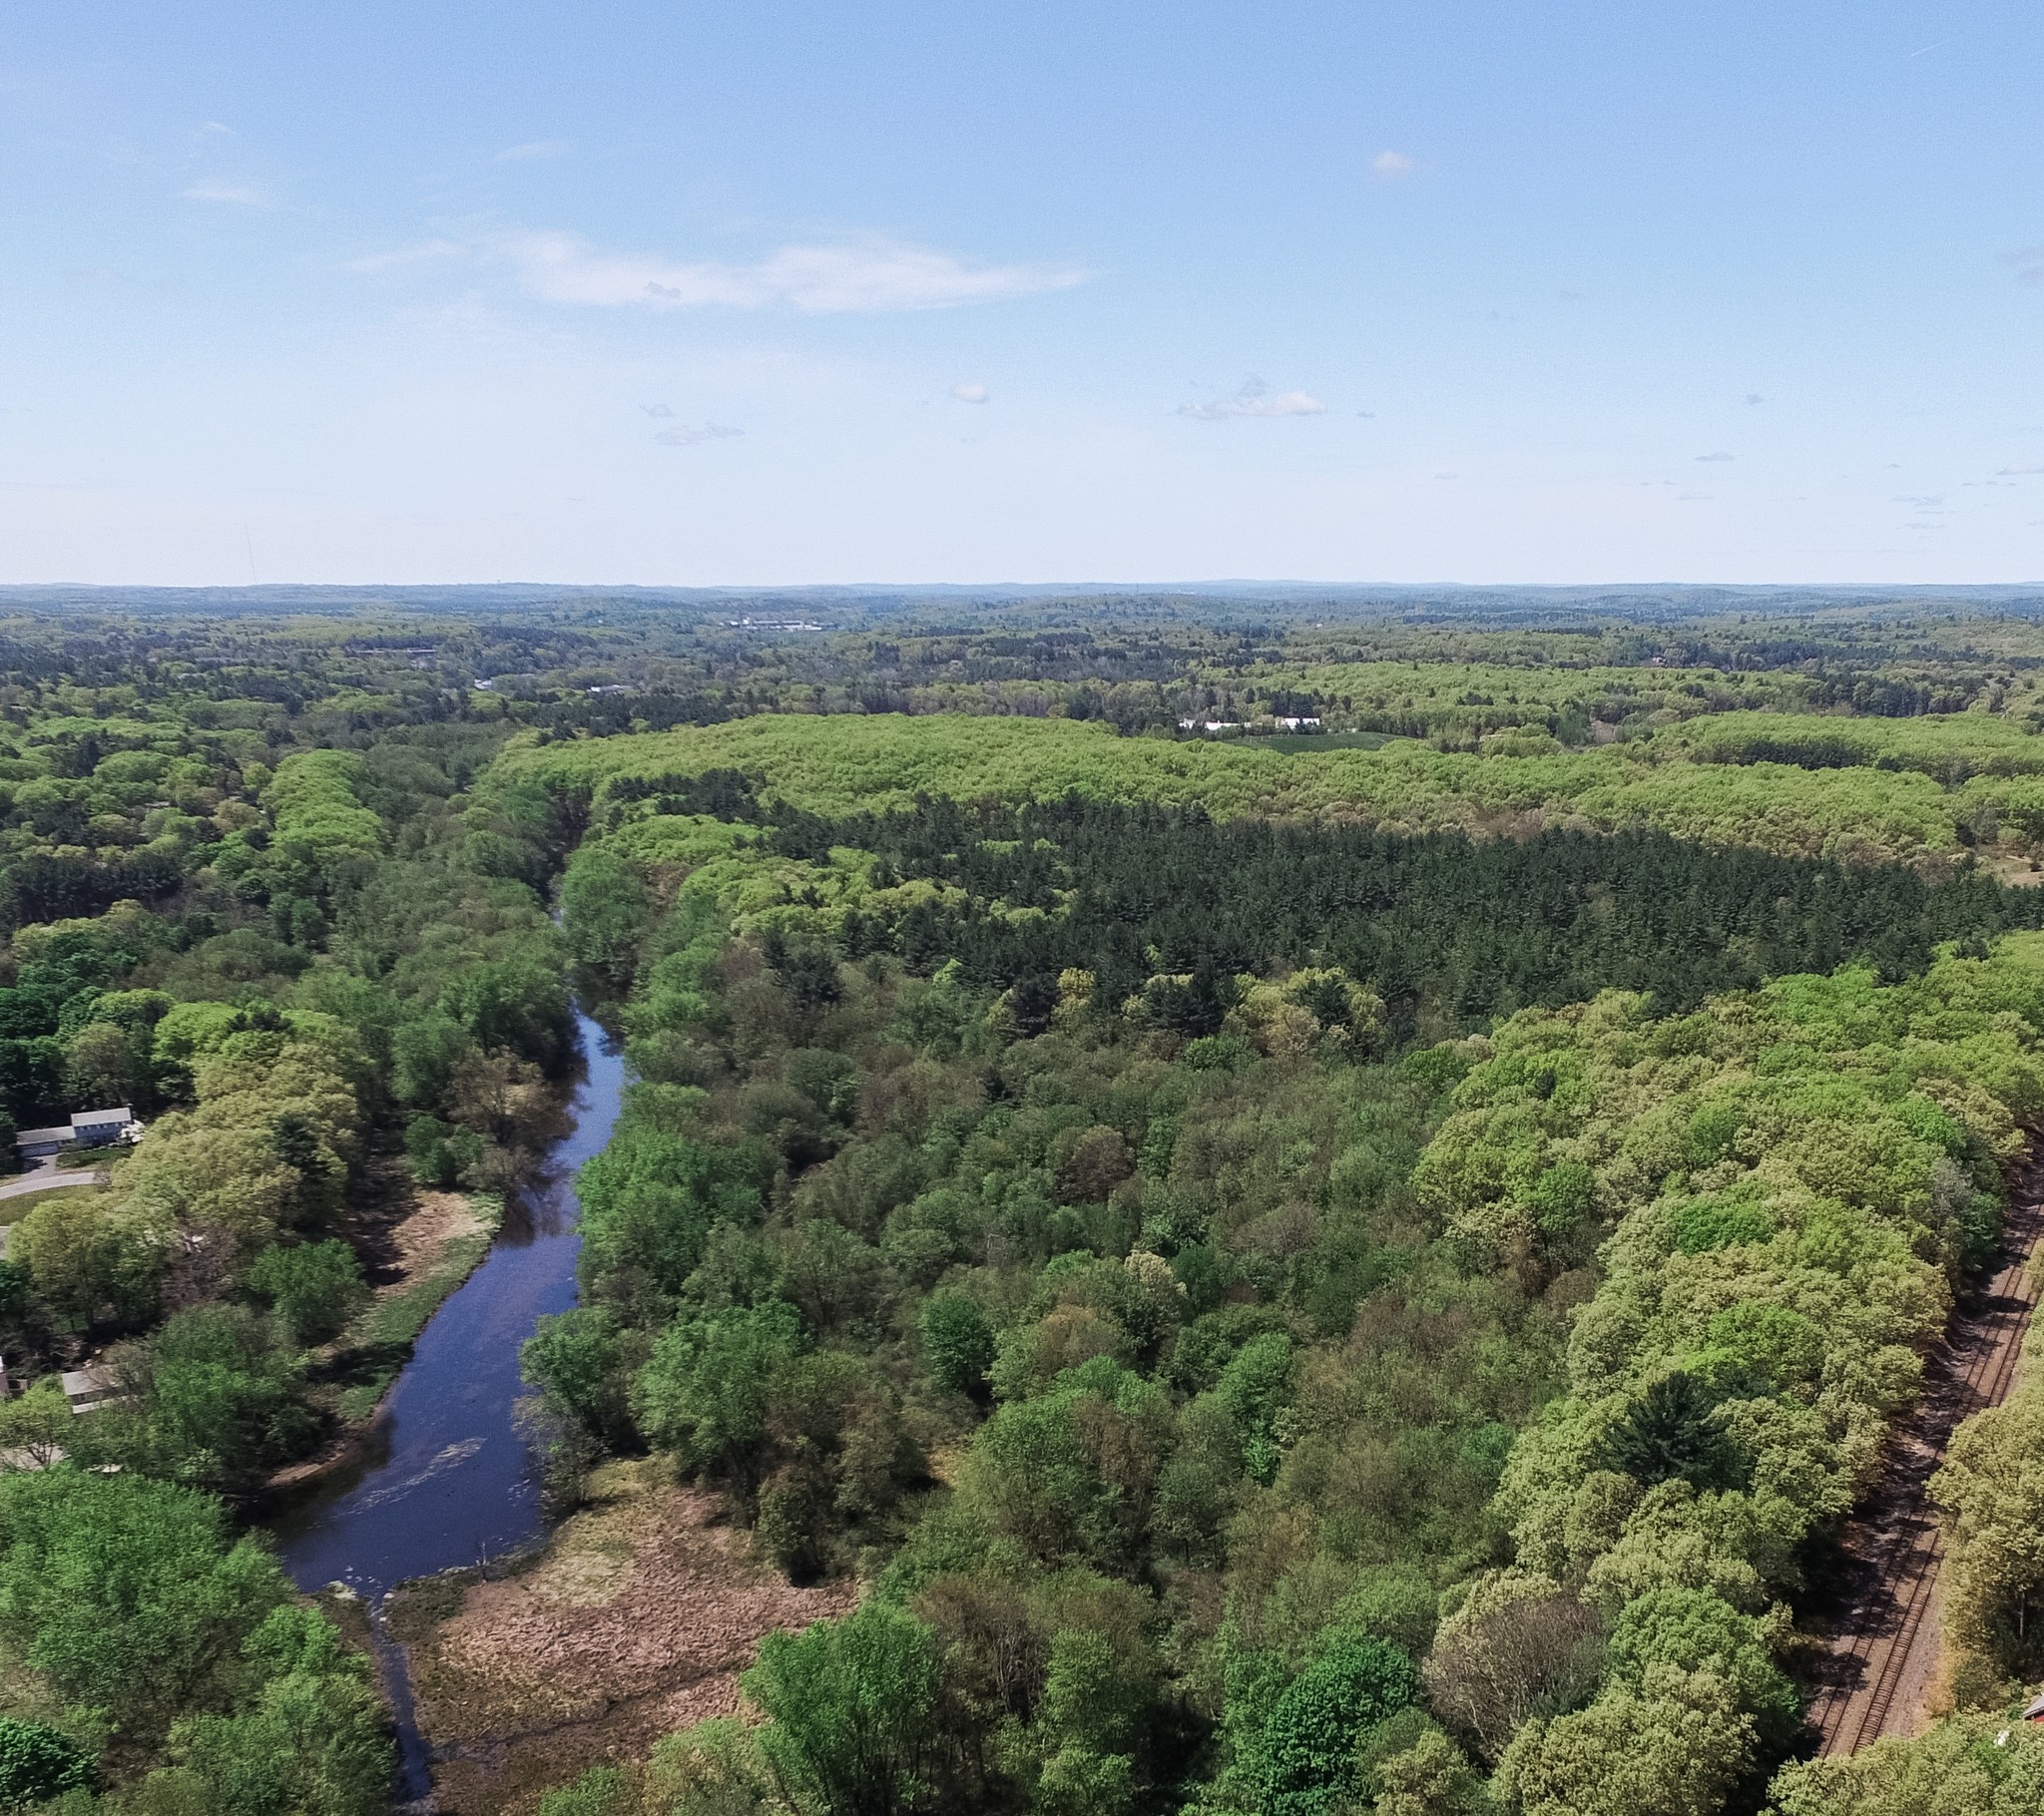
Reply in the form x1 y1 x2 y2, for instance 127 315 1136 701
1804 1161 2044 1754
0 1163 108 1203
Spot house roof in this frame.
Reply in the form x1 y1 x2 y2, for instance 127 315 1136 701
70 1108 131 1127
15 1127 73 1147
2024 1691 2044 1721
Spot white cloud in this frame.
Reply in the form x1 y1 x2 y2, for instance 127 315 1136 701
654 423 743 446
641 403 675 418
1179 376 1326 421
181 183 273 209
495 139 571 163
1371 149 1415 178
1695 451 1735 462
953 382 990 404
1998 465 2044 475
487 229 1086 313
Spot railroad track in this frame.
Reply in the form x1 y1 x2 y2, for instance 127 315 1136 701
1803 1166 2044 1755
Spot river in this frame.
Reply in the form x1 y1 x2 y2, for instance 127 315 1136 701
269 1004 627 1801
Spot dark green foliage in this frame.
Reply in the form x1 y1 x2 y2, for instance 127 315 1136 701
403 1112 485 1186
0 1262 29 1327
560 846 652 980
1600 1370 1743 1491
632 1302 804 1490
762 798 2044 1030
918 1290 994 1395
577 1104 767 1312
0 1717 93 1807
1247 1637 1422 1816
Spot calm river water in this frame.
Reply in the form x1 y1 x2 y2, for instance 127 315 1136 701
268 1005 626 1799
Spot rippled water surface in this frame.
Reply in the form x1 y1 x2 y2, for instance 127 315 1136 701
273 1007 625 1593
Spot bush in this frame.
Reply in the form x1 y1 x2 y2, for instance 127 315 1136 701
403 1113 484 1188
523 1306 639 1451
0 1717 94 1807
247 1239 366 1346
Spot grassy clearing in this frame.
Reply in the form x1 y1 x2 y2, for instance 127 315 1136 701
398 1459 853 1815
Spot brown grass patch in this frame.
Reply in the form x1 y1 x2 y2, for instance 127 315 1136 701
402 1460 854 1815
382 1188 488 1287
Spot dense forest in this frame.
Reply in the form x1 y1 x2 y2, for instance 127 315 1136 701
0 595 2036 1814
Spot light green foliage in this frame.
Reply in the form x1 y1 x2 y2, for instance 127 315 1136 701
741 1602 945 1816
1418 942 2044 1676
502 701 2041 871
1768 1712 2044 1815
0 1468 298 1743
561 845 654 979
1493 1664 1756 1816
1606 1589 1798 1750
1368 1725 1488 1816
247 1237 366 1346
260 750 383 891
1930 1378 2044 1667
632 1302 805 1487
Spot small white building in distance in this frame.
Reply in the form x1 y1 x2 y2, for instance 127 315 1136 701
15 1109 144 1162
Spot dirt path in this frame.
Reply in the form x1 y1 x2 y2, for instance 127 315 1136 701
1803 1160 2044 1755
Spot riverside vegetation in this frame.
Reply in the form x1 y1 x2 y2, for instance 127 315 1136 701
0 589 2040 1812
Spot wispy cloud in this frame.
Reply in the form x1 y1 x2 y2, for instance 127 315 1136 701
495 139 571 163
1998 465 2044 475
654 423 743 446
343 237 465 273
1744 392 1766 405
641 403 675 418
485 228 1085 313
1180 377 1326 421
1695 451 1735 462
181 183 273 209
953 382 990 404
2002 245 2044 284
1370 150 1415 179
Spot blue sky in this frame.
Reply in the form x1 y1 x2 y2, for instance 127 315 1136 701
4 1 2041 585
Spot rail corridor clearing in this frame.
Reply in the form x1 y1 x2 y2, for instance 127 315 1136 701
1804 1164 2044 1753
